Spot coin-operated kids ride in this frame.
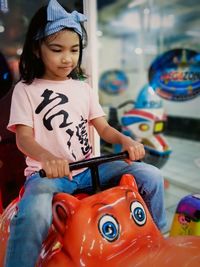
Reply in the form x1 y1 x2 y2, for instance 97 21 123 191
1 152 200 267
107 85 172 168
170 193 200 236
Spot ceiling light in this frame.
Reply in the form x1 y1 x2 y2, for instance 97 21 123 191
0 25 5 33
143 8 150 15
16 48 23 55
186 31 200 37
135 47 143 54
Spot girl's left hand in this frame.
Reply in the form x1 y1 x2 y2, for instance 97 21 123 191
121 136 145 162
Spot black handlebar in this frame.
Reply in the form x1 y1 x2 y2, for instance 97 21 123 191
39 151 129 193
69 151 128 170
39 151 128 177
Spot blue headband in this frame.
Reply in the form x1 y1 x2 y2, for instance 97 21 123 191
35 0 87 40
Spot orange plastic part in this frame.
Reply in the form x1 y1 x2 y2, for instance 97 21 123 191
1 174 200 267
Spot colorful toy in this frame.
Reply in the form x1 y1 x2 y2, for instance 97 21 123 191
105 85 172 168
170 194 200 236
149 48 200 101
1 153 200 267
99 69 128 95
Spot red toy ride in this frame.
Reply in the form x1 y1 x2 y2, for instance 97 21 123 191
0 152 200 267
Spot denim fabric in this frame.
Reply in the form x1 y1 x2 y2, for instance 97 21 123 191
5 161 167 267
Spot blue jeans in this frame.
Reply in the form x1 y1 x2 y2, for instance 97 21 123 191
5 161 167 267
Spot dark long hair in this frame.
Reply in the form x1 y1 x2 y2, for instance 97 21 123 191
19 5 88 84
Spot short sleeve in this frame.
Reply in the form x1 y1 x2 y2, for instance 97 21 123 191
87 83 105 121
7 82 33 133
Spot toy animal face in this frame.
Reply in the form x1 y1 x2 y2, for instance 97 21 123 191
51 175 161 266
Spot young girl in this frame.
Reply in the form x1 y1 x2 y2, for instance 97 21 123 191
5 0 167 266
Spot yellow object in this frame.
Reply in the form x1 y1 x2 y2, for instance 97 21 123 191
154 121 164 133
170 194 200 236
170 214 200 236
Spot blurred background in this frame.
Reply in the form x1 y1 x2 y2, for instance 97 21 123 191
0 0 200 233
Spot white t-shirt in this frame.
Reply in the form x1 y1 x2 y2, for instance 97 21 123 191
7 78 105 176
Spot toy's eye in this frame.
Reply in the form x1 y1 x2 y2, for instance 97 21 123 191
139 123 150 131
130 201 146 226
98 214 119 242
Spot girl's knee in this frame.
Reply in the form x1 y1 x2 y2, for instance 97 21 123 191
145 164 164 189
147 164 163 180
128 162 164 190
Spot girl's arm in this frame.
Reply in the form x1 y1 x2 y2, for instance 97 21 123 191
15 124 70 178
91 116 145 161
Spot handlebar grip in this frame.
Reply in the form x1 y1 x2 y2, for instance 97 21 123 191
39 169 46 178
39 151 129 178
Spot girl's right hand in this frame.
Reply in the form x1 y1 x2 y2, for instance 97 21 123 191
40 153 72 179
15 125 72 179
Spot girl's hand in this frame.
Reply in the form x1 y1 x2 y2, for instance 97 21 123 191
15 125 72 179
121 136 145 162
40 153 72 179
91 117 145 162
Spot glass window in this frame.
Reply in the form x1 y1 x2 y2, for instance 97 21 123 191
97 0 200 119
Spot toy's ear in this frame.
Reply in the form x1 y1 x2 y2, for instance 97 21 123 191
52 193 80 236
119 174 138 191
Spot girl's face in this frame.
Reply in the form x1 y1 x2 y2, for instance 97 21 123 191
40 29 80 81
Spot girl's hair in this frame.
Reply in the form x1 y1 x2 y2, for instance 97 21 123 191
19 5 88 84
